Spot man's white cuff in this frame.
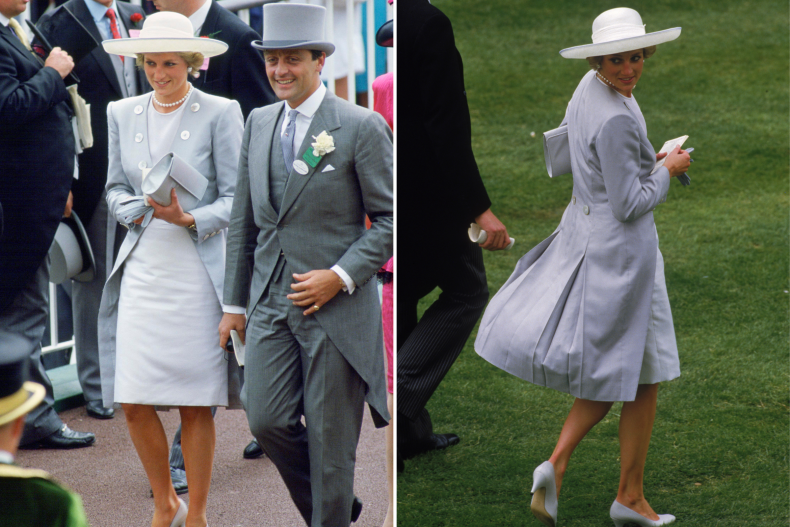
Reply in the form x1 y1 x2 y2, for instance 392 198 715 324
331 265 356 294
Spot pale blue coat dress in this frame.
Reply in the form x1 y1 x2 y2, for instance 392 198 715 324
97 88 244 408
475 70 680 402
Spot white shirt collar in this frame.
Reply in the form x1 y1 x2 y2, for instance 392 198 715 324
84 0 118 24
0 13 13 27
284 81 326 119
189 0 212 36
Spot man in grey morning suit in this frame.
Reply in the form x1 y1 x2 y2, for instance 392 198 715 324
219 4 392 526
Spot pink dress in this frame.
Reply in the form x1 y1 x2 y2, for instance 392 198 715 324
373 72 394 393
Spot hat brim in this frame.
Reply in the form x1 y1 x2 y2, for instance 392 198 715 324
560 27 681 59
0 382 45 427
250 40 335 57
66 211 95 283
102 37 228 59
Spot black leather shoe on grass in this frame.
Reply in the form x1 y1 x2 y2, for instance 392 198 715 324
20 424 95 449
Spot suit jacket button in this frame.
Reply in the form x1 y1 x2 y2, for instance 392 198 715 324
203 234 209 241
138 161 147 170
583 205 590 215
181 131 190 140
135 133 143 142
572 196 576 204
191 103 200 112
134 105 143 115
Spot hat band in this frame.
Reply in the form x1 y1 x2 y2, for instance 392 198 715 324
0 388 28 417
591 24 646 44
138 29 195 40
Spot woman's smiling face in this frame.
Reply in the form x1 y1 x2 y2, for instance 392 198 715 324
143 52 189 103
598 49 644 97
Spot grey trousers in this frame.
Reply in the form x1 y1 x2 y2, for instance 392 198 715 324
71 195 125 402
0 258 63 444
244 260 365 527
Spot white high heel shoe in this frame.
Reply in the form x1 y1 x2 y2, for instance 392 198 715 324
530 461 558 527
610 500 675 527
168 498 188 527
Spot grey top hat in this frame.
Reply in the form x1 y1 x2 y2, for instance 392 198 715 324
251 3 335 57
48 210 96 285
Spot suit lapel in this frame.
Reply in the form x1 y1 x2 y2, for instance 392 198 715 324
71 0 124 97
192 2 220 90
257 105 283 223
116 2 147 94
0 24 44 69
278 92 342 222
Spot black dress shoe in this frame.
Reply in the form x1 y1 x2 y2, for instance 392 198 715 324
351 496 363 523
243 439 265 459
19 424 95 450
170 467 188 495
403 433 460 459
85 400 114 419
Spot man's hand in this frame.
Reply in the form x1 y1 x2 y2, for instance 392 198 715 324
63 191 73 218
219 313 246 350
288 269 343 316
474 208 510 250
45 47 74 80
148 188 194 227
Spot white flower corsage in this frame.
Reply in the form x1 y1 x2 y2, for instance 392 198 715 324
311 131 335 157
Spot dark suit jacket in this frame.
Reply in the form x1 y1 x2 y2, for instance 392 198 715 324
397 0 491 260
37 0 147 224
0 23 74 311
191 1 276 119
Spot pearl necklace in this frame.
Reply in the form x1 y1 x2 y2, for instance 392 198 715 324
154 83 192 108
596 72 635 95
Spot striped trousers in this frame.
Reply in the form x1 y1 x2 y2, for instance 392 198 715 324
396 241 488 448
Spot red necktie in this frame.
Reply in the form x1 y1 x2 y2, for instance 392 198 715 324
106 8 123 62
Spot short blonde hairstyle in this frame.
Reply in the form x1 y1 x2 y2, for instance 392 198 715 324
136 52 205 78
586 46 656 70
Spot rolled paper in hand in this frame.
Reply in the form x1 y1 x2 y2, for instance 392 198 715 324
468 223 515 250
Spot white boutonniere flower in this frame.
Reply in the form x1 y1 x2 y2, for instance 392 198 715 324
311 131 335 157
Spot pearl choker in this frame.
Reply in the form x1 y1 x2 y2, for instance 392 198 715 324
154 83 192 108
596 72 635 95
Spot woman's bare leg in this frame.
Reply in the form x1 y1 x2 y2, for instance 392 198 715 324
548 398 613 495
616 383 660 520
122 403 180 527
180 406 215 527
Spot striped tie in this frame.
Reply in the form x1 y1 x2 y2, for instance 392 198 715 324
282 109 299 171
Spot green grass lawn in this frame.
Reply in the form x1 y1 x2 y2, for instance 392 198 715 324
396 0 789 525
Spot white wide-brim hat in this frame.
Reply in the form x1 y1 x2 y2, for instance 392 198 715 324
251 3 335 57
560 8 680 59
102 11 227 59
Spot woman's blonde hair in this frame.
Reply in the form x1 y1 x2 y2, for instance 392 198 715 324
136 52 205 78
586 46 656 70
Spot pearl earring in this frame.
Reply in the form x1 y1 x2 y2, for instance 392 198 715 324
187 67 193 73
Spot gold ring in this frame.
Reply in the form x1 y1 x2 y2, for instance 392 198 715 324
313 305 320 311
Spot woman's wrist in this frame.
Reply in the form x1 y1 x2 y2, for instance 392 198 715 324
179 213 195 228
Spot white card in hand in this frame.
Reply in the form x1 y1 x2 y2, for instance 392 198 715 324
468 223 515 250
651 135 689 174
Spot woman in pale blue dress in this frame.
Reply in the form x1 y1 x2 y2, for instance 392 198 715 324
475 8 691 527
